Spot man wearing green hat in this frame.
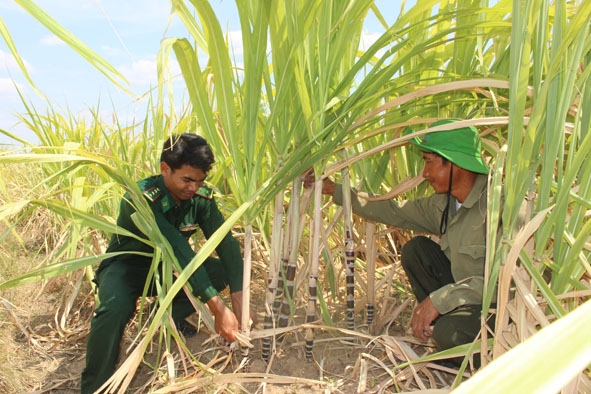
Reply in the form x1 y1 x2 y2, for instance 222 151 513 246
304 119 490 354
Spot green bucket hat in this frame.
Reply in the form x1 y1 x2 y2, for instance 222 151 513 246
408 119 489 174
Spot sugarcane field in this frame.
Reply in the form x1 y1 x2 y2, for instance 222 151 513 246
0 215 454 393
1 0 591 393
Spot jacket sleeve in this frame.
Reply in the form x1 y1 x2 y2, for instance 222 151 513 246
150 210 220 302
195 197 244 293
332 185 443 234
333 184 485 313
429 277 484 314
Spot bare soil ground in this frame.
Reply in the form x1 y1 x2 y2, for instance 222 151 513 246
0 241 461 394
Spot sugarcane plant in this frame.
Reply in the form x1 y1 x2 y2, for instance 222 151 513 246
1 0 591 392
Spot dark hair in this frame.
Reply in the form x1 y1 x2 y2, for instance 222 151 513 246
160 134 215 172
421 150 449 165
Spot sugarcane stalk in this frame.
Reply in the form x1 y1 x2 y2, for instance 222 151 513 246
269 184 293 333
241 223 253 362
341 166 355 330
262 190 285 362
365 221 377 326
305 177 323 360
278 177 302 328
273 186 293 319
272 261 287 320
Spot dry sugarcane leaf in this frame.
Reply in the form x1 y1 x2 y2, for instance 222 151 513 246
494 206 553 353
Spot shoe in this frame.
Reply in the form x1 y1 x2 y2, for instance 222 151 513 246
175 320 197 337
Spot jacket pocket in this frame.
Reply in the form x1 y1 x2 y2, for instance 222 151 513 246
459 244 486 259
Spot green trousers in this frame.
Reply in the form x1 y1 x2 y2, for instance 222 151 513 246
80 257 229 394
400 236 484 351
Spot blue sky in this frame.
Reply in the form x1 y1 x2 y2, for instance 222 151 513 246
0 1 403 145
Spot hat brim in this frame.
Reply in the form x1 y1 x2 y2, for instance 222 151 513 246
414 142 490 174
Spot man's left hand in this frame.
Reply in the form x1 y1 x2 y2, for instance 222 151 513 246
410 297 440 341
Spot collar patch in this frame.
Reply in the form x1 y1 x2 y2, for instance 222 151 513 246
143 186 162 202
196 186 213 200
161 197 170 211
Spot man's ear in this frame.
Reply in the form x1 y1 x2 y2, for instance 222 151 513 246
160 161 169 175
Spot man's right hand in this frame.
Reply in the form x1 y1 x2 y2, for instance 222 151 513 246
230 290 259 330
206 296 238 343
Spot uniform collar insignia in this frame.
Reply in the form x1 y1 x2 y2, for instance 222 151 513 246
143 186 162 202
196 186 213 200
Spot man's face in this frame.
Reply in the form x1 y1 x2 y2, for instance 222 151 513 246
421 152 452 194
161 162 207 204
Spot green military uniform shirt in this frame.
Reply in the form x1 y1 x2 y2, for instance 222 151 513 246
333 174 488 314
99 175 243 303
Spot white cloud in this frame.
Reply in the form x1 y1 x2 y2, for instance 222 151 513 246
359 32 382 51
360 32 389 58
118 58 180 87
100 44 123 57
0 112 39 146
40 34 67 47
227 30 244 56
95 0 175 26
0 78 25 98
127 59 157 85
0 49 34 74
0 0 21 11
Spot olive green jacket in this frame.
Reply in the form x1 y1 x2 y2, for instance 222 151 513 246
99 175 243 303
333 174 488 314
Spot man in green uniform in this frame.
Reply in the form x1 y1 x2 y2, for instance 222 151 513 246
305 119 490 352
81 134 251 393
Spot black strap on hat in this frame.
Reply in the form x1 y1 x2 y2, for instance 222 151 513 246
439 165 454 235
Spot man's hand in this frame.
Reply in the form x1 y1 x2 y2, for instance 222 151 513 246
302 170 337 196
230 291 259 330
206 296 238 342
410 297 440 341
